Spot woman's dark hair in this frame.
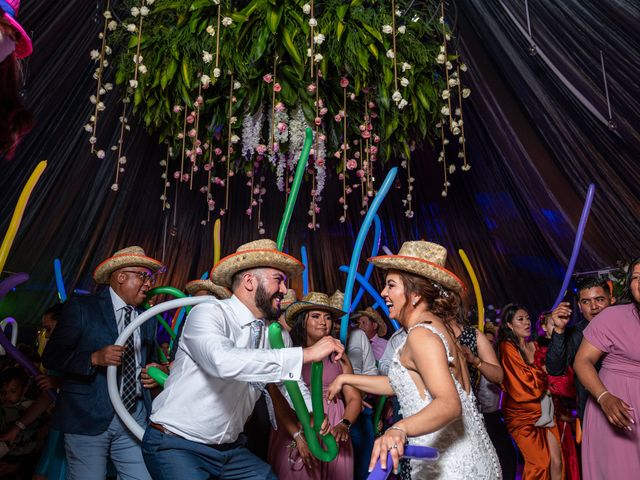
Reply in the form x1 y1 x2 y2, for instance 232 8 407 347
44 303 64 322
390 269 463 339
289 310 335 348
497 303 530 362
620 257 640 316
0 367 29 388
0 18 33 159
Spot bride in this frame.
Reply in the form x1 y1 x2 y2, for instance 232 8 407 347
327 241 501 479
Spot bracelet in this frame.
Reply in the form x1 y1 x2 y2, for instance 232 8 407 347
15 421 26 431
292 429 303 441
596 390 610 404
388 425 408 442
475 359 483 369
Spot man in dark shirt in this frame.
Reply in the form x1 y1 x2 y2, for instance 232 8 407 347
546 277 614 419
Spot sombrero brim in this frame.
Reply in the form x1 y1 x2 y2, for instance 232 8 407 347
368 254 464 293
4 14 32 59
211 249 304 288
93 254 163 285
185 280 231 299
285 302 346 328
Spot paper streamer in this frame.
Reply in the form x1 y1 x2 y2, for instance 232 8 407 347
458 249 485 333
350 215 382 311
0 272 29 300
0 161 47 274
338 266 400 331
213 218 222 265
53 259 67 302
276 128 313 251
367 445 439 480
341 167 398 345
301 246 310 295
551 183 596 310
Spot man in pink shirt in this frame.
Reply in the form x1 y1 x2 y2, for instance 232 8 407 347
354 307 388 361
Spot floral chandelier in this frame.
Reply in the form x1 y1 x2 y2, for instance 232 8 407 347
86 0 471 230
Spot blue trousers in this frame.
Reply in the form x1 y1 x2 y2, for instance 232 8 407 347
351 406 375 480
64 399 150 480
141 426 278 480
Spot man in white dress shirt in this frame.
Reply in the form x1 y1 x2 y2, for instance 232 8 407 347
142 240 344 479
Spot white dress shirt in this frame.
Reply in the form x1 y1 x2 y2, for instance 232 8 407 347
109 288 142 396
150 295 311 445
347 329 378 376
378 328 407 376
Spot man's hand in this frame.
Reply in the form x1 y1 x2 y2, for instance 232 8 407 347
35 374 59 391
91 345 125 367
302 336 344 364
141 363 168 389
551 302 572 334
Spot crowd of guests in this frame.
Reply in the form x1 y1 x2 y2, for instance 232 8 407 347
0 240 637 479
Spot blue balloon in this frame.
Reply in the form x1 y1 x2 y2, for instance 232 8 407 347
551 184 596 310
301 246 310 295
200 271 209 280
341 168 397 344
338 266 400 331
367 445 439 480
54 259 67 302
350 215 382 311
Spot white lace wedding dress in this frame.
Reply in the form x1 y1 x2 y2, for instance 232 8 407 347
388 323 502 479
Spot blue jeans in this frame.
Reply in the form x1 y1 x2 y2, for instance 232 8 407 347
64 399 150 480
141 426 277 480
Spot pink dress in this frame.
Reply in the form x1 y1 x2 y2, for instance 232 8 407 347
582 304 640 479
267 356 354 479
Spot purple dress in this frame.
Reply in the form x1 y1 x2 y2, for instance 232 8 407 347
267 356 354 479
582 304 640 479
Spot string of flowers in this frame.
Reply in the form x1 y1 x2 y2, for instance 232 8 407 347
160 142 170 211
223 72 237 215
85 2 115 157
205 142 215 222
338 79 348 223
456 61 471 171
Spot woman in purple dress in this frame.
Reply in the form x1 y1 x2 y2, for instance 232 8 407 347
574 258 640 479
267 292 360 479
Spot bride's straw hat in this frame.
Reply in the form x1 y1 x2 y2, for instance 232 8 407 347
369 241 464 293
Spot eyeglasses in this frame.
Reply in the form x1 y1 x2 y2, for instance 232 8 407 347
121 270 157 285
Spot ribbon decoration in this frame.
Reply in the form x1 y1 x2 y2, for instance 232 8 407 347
551 183 596 310
268 322 339 462
458 249 485 332
341 168 398 345
53 259 67 302
350 215 382 311
0 161 47 274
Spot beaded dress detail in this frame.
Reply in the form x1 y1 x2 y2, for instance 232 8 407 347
388 323 501 479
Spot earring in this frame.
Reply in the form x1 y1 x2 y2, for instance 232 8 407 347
412 300 417 307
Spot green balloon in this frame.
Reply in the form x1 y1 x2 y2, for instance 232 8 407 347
268 322 338 462
373 395 387 436
147 366 168 387
144 286 189 340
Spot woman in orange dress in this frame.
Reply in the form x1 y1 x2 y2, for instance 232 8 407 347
498 304 563 480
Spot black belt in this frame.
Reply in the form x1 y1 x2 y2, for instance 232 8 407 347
148 422 243 451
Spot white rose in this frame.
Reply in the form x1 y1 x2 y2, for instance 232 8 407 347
127 23 137 32
222 17 233 27
129 79 138 89
230 134 240 144
382 24 393 34
392 90 402 102
105 46 112 55
96 150 105 159
460 63 468 72
133 54 143 64
201 74 211 87
436 53 446 64
130 7 140 17
401 62 412 72
233 80 241 90
206 25 215 36
146 0 155 5
202 51 213 63
213 67 221 78
103 10 112 19
386 49 395 59
462 88 471 98
90 49 100 60
441 106 450 116
314 53 323 63
400 77 409 87
308 17 317 27
446 61 453 70
302 3 311 14
398 99 408 109
230 116 237 124
139 64 147 74
104 83 113 91
441 89 450 99
89 95 97 104
107 20 117 31
84 124 93 132
448 78 458 87
313 33 325 45
397 25 406 34
140 6 150 16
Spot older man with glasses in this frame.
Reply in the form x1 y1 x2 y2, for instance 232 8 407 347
43 246 165 480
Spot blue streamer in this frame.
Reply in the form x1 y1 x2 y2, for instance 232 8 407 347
53 259 67 302
341 168 398 344
301 245 310 295
350 215 381 311
339 266 400 331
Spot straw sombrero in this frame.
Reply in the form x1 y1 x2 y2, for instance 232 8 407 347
328 290 344 310
369 241 464 293
1 0 32 59
185 279 231 299
93 246 163 285
285 292 346 328
351 307 387 337
210 239 304 289
280 289 297 310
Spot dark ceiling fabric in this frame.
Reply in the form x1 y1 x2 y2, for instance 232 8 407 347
1 0 638 335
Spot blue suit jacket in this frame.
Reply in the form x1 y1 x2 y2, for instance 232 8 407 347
43 288 157 435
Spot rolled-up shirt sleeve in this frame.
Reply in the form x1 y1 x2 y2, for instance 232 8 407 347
278 329 313 412
182 303 303 383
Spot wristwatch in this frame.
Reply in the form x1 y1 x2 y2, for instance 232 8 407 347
339 418 352 432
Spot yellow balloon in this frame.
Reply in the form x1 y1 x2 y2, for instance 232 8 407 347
0 161 47 274
213 218 221 265
458 249 485 333
37 329 48 373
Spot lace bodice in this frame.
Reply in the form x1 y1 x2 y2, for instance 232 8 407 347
388 323 501 479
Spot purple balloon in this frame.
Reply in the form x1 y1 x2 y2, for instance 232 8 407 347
367 445 439 480
551 184 596 310
0 272 29 300
0 325 56 402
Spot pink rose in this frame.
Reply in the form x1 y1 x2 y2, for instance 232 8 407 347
256 144 267 154
186 115 195 124
316 158 325 167
275 102 285 112
263 73 273 83
307 83 316 93
195 147 203 155
346 159 357 170
359 124 366 131
277 121 287 133
369 146 378 154
214 147 222 155
340 77 349 88
273 83 281 92
173 105 183 113
319 107 328 116
334 114 342 122
182 173 190 182
314 117 322 126
368 101 376 109
356 169 365 178
361 131 371 139
188 129 197 138
173 171 181 179
177 133 184 139
204 163 211 171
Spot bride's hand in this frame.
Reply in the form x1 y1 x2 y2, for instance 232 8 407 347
368 426 407 474
326 375 344 402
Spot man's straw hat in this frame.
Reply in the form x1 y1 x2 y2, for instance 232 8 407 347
93 246 162 285
185 279 231 299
